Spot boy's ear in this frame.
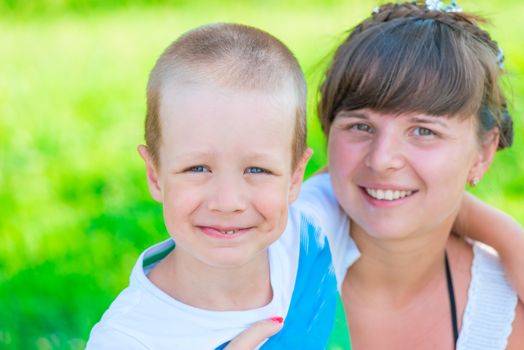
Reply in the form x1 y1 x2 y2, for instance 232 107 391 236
468 130 499 186
288 148 313 203
137 145 163 203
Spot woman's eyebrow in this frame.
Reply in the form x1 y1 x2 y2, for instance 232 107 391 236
409 116 449 128
338 111 369 119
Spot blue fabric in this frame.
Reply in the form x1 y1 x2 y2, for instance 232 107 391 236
260 213 338 349
215 214 338 350
215 341 230 350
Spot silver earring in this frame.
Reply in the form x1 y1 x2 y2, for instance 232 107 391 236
470 177 480 187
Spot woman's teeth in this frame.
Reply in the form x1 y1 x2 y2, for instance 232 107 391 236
366 188 413 201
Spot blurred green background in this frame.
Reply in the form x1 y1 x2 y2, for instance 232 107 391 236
0 0 522 349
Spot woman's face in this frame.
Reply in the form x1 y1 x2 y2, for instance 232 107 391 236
328 108 493 240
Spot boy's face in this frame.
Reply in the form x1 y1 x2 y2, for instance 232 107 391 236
140 82 310 269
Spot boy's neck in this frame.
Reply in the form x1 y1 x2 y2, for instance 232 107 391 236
148 248 273 311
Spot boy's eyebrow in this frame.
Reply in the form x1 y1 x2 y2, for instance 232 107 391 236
247 152 283 163
174 151 283 164
176 150 215 161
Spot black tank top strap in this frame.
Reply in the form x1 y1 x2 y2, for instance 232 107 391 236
445 251 459 348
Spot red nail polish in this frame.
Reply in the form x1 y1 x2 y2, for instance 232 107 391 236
269 316 283 324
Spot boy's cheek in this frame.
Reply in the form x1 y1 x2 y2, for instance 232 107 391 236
254 187 290 220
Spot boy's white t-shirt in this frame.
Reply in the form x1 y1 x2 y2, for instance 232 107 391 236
294 173 360 290
86 205 338 350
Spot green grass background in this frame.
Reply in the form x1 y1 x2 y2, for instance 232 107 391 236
0 1 522 349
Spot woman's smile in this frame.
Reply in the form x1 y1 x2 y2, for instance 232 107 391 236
360 186 417 207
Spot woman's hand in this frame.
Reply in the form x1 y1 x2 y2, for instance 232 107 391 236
224 318 283 350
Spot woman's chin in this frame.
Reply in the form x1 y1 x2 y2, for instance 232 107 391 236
353 221 418 242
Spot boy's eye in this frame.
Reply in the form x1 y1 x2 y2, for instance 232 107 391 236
350 123 374 133
413 127 435 137
187 165 210 173
245 167 268 174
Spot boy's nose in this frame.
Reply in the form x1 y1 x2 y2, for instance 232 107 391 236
365 132 405 173
207 175 247 213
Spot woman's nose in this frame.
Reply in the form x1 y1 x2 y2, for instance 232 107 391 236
365 131 405 173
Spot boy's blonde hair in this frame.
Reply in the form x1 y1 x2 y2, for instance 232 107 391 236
146 23 307 169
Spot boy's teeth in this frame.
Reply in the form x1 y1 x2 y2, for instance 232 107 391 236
221 229 239 235
366 188 413 201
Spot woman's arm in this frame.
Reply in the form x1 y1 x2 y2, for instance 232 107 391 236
455 193 524 301
507 301 524 349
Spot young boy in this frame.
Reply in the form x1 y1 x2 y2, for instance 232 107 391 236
86 23 338 349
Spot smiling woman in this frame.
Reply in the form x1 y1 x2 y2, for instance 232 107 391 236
293 2 524 349
329 109 488 241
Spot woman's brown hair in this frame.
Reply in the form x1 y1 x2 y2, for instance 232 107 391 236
319 2 513 149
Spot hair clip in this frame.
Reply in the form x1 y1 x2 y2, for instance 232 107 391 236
426 0 462 13
444 0 462 12
496 47 505 69
426 0 443 11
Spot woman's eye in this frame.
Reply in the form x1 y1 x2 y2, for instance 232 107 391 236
245 167 267 174
187 165 210 173
350 123 373 133
413 127 435 137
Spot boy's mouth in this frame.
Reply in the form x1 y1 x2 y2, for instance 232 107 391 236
198 226 251 239
220 229 239 235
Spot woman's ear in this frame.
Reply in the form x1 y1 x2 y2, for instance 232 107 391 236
138 145 163 202
468 130 499 186
288 148 313 203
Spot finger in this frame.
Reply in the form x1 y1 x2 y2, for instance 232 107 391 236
225 317 284 350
